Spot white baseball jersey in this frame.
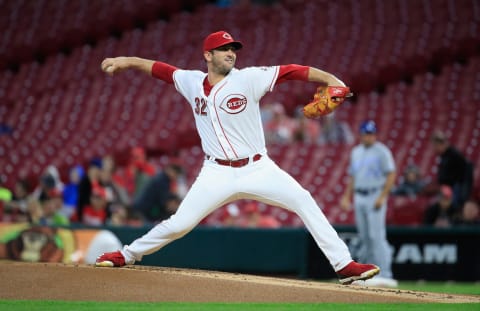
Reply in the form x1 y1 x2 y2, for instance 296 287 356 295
173 66 279 159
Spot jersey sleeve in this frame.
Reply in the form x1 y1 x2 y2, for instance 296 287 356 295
151 61 177 84
276 64 309 84
172 69 205 100
242 66 280 101
382 145 396 173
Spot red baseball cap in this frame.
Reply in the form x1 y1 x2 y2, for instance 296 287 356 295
440 185 453 199
203 31 243 51
92 185 107 200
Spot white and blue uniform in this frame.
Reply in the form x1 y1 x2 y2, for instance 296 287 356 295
348 141 395 278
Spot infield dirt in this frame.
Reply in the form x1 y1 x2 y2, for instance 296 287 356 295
1 262 479 303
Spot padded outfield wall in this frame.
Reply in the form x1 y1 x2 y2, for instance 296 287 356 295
106 225 480 281
2 223 476 281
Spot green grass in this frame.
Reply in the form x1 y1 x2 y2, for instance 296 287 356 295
323 279 480 296
0 302 478 311
397 281 480 296
1 282 478 310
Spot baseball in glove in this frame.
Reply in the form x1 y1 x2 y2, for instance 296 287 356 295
303 86 353 118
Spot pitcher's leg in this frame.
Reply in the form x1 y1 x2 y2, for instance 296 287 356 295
239 158 352 271
122 162 234 263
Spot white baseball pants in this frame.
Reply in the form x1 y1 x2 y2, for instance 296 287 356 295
122 155 352 271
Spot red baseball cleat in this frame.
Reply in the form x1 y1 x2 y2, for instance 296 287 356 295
95 251 126 267
336 261 380 285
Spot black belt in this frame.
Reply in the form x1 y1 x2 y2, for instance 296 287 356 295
354 188 379 196
207 154 262 168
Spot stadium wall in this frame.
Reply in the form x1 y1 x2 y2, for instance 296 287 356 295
106 225 480 281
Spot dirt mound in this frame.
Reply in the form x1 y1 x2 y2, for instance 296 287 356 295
1 262 478 303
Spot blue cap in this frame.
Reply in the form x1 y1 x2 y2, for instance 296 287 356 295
89 157 103 168
360 120 377 134
72 165 85 178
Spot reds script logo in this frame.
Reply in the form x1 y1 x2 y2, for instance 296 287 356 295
220 94 247 114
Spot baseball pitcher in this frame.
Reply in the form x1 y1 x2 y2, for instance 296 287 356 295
96 31 379 285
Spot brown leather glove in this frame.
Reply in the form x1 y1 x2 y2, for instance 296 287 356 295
303 86 353 118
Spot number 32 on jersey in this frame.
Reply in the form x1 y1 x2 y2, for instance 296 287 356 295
194 97 207 116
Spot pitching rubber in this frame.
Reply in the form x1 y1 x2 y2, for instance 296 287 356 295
339 266 380 285
95 260 114 267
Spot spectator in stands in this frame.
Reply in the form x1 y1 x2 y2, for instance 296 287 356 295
31 174 56 202
45 165 64 191
292 106 320 144
260 102 275 125
113 147 157 201
125 210 146 227
100 155 130 220
26 198 43 225
0 176 12 201
12 179 31 211
264 103 296 144
237 201 281 228
164 194 181 218
0 176 13 222
101 155 130 203
61 165 84 219
76 158 102 222
3 179 30 222
108 204 145 227
454 200 480 226
29 189 69 226
132 163 184 223
82 183 108 226
220 203 241 227
107 204 128 226
391 164 427 198
317 113 354 145
423 185 458 228
431 130 474 208
31 165 64 201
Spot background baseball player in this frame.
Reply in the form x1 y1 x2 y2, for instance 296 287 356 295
340 120 398 287
95 30 379 285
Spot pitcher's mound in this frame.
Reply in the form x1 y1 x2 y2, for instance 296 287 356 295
0 262 478 303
